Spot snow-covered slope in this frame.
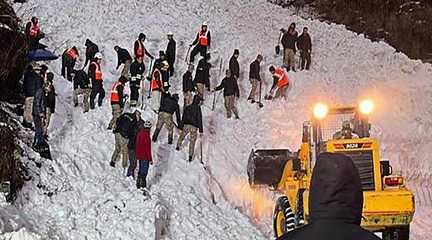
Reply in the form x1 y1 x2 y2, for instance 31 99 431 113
5 0 432 239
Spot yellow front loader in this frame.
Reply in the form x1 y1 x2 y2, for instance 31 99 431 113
247 101 415 240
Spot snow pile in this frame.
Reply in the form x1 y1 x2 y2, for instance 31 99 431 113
2 0 430 239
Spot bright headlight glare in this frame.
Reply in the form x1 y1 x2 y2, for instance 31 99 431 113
359 100 374 115
313 103 328 119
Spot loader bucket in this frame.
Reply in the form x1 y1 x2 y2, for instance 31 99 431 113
247 149 296 187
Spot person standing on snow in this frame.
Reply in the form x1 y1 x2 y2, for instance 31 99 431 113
182 64 195 106
126 109 145 178
150 62 165 113
129 57 145 107
166 32 176 77
189 22 211 63
213 70 240 119
176 95 203 162
297 27 312 70
229 49 240 80
277 153 380 240
156 51 171 91
84 39 99 68
247 54 263 103
25 17 44 50
72 69 91 113
135 120 153 189
61 46 79 81
110 112 134 169
89 52 105 109
32 76 46 149
22 65 40 129
134 33 155 61
114 46 133 79
281 22 298 71
108 76 128 130
268 66 290 100
193 53 211 101
152 92 181 144
43 72 56 139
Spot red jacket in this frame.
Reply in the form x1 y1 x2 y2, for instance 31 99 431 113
135 128 152 162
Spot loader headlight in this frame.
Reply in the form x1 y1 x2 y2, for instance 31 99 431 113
313 103 328 119
359 100 374 115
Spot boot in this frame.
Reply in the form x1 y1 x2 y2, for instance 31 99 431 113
175 146 180 151
152 128 161 142
168 135 173 145
109 161 115 167
188 156 193 162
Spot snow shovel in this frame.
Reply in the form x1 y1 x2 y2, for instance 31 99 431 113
185 45 192 63
275 30 283 55
146 59 154 99
257 81 264 108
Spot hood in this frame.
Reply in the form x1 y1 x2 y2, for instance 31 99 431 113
309 152 363 225
85 39 92 46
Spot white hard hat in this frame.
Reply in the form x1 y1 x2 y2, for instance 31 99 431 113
94 52 103 59
143 120 152 128
202 21 208 26
167 31 174 36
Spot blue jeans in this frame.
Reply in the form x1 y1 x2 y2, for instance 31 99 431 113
138 160 150 178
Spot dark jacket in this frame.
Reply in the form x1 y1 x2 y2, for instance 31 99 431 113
135 128 152 162
229 55 240 78
116 47 132 69
130 60 145 88
215 76 239 97
32 87 45 116
281 30 298 51
279 153 380 240
180 96 203 133
249 59 261 81
192 30 211 47
159 93 181 126
194 58 211 89
114 113 134 138
45 83 56 112
182 71 195 92
84 39 99 66
73 70 90 89
128 119 144 149
23 69 41 97
111 82 125 107
166 38 176 63
297 33 312 52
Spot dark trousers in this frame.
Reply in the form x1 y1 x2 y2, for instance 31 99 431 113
300 50 311 70
190 45 207 63
127 148 137 177
90 80 105 108
130 86 140 106
167 57 175 76
61 55 75 81
33 115 44 146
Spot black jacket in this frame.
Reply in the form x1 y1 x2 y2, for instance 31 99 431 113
182 71 195 92
159 93 181 126
84 39 99 66
194 58 211 89
130 60 145 88
32 87 45 116
279 153 380 240
249 59 261 81
166 39 176 63
45 83 56 112
297 33 312 52
180 96 203 133
73 70 90 89
229 55 240 78
116 48 132 69
114 113 134 138
23 69 41 97
215 76 239 97
127 119 144 149
281 30 298 52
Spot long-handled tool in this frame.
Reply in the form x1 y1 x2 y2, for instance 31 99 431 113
211 58 224 111
146 59 154 99
257 80 264 108
185 45 192 63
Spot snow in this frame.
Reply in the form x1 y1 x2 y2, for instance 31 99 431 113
2 0 431 239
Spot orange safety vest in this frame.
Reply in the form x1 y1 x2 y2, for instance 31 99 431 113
198 30 209 46
136 40 145 59
91 62 103 81
66 48 78 59
29 22 39 38
110 82 123 102
151 69 162 91
274 67 289 88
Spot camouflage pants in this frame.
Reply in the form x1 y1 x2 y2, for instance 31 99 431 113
184 91 193 106
156 112 175 141
24 97 34 124
108 104 122 129
274 85 288 100
112 133 129 168
151 91 162 113
248 78 259 100
283 48 296 69
73 88 91 112
196 83 205 99
224 95 239 118
176 124 198 158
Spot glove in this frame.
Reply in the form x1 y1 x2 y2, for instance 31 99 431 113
150 160 153 165
189 44 193 47
146 76 151 81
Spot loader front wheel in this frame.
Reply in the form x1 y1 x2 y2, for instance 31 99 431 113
383 225 410 240
273 196 295 238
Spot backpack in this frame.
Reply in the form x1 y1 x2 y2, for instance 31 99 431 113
114 113 134 138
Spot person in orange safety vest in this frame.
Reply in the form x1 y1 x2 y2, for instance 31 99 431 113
25 17 45 50
108 76 128 130
150 63 165 113
89 53 105 109
267 65 289 100
134 33 155 61
61 46 79 81
189 22 211 63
